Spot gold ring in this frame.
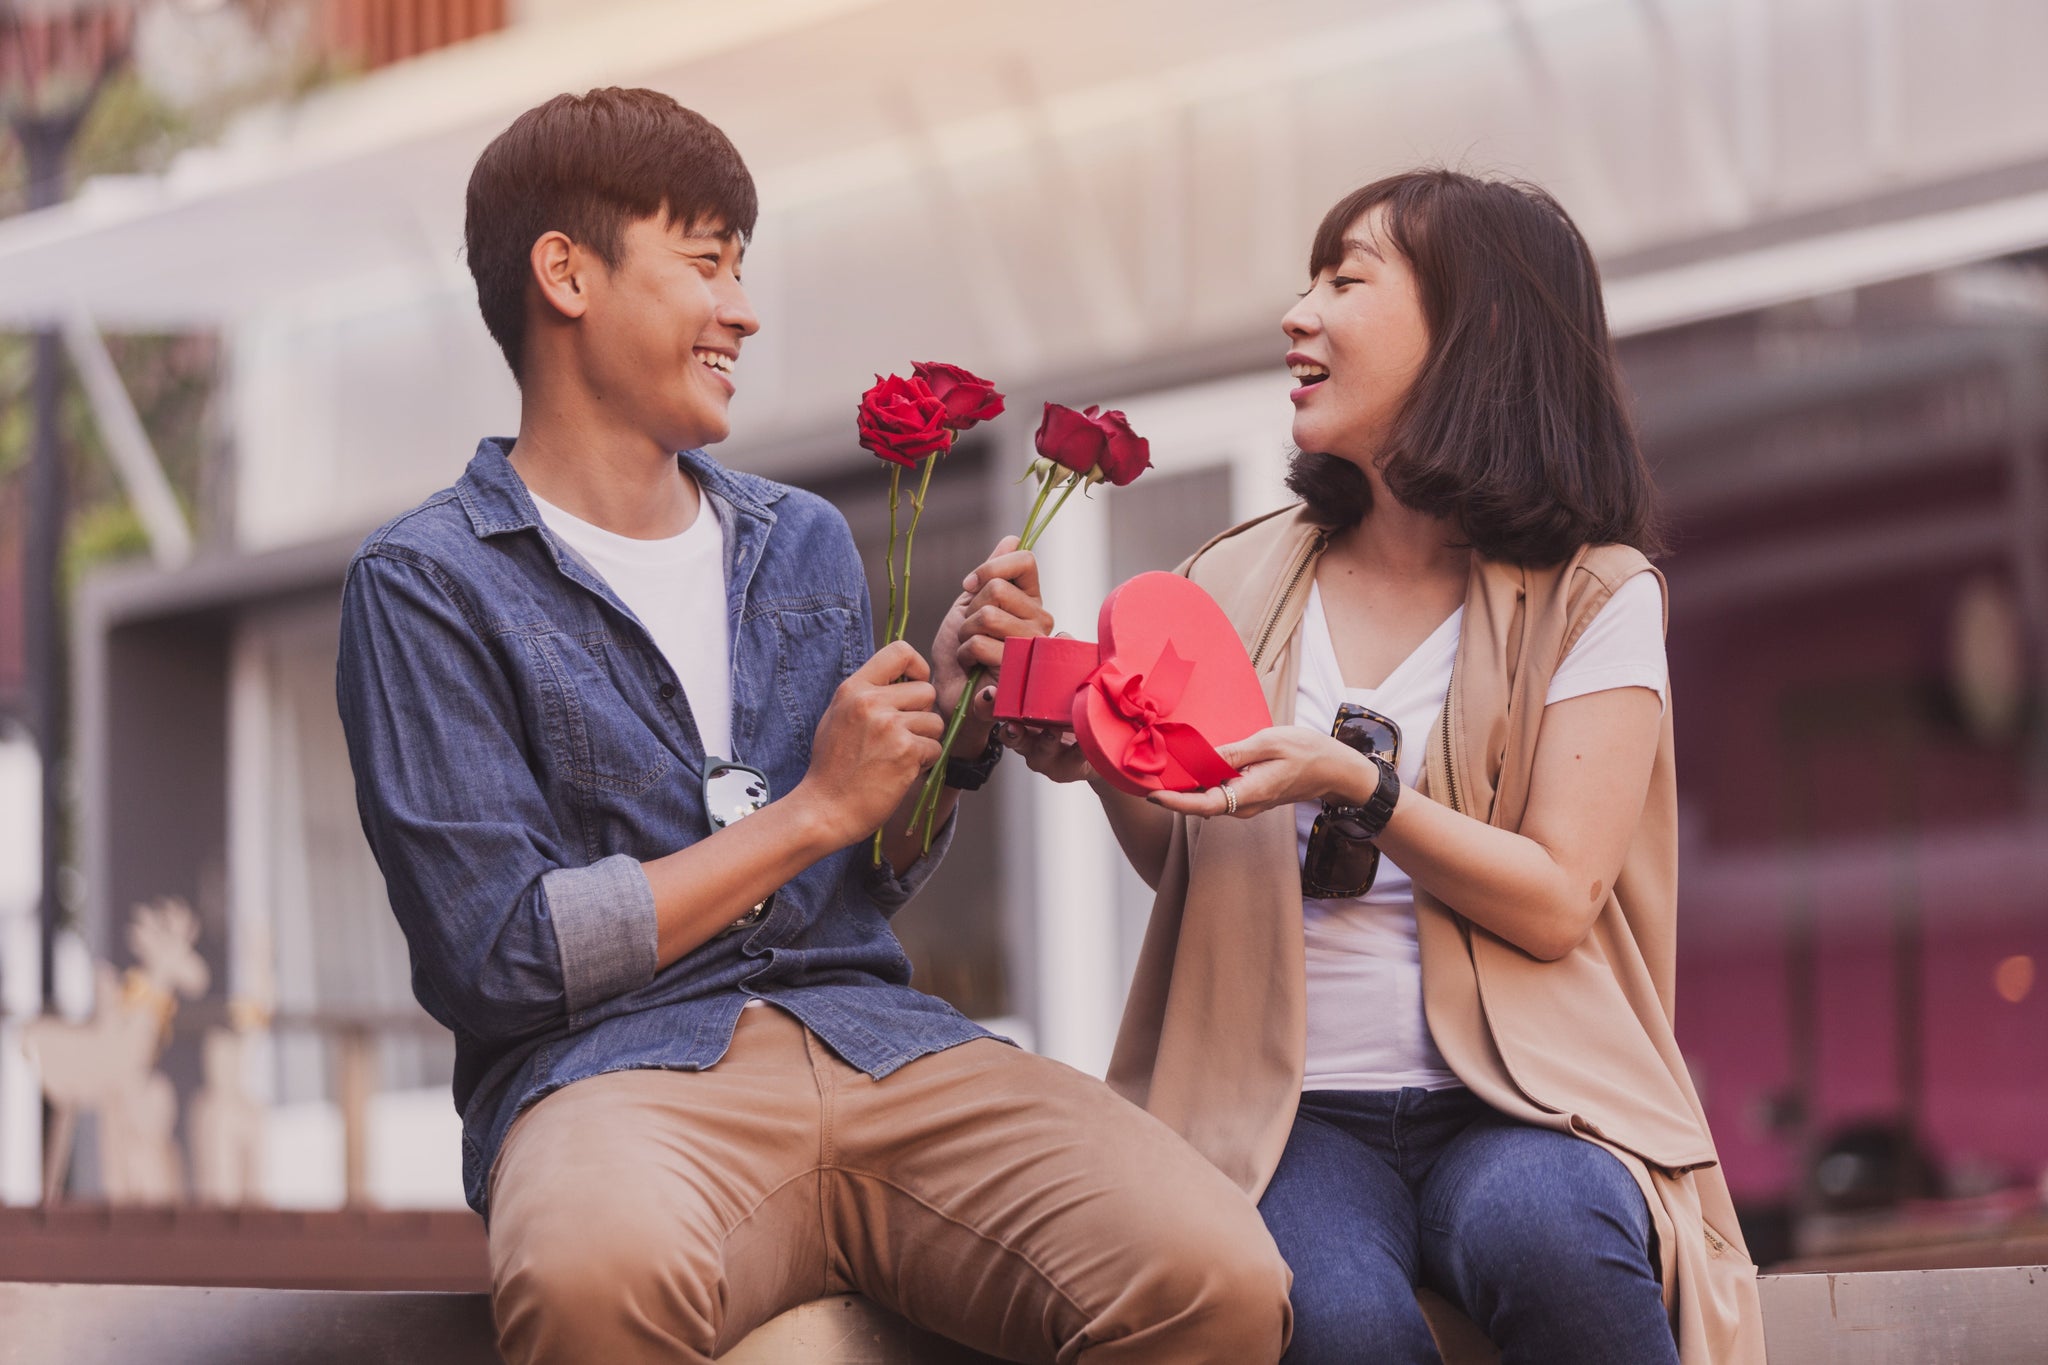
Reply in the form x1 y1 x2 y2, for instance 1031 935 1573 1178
1221 782 1238 815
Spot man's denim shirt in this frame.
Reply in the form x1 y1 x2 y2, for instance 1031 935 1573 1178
335 440 986 1215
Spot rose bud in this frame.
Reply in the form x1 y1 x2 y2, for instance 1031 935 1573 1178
911 361 1006 432
1034 402 1110 477
1091 407 1152 487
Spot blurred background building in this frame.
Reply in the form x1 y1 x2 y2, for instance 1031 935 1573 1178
0 0 2043 1285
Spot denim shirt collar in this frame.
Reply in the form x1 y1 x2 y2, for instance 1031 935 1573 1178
454 439 783 709
455 436 785 538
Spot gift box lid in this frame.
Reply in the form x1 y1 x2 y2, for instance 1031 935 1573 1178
1072 572 1272 796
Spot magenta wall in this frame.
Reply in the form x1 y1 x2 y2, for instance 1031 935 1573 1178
1664 474 2048 1204
1679 923 2048 1201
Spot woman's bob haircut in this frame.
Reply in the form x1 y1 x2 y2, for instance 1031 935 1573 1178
1286 169 1665 564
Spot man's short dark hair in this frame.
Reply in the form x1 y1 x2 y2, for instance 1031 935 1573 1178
464 87 759 384
1286 169 1664 564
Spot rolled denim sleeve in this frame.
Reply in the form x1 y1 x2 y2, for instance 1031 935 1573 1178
863 805 957 914
542 855 657 1014
337 550 655 1044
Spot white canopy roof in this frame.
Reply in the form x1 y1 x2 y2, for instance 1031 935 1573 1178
1 0 2045 338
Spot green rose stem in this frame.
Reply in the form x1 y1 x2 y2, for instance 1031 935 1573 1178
884 463 902 638
906 463 1089 850
892 452 940 641
1017 460 1062 546
1028 468 1087 546
872 450 944 865
870 465 905 867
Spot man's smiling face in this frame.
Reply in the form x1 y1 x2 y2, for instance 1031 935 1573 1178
578 214 759 452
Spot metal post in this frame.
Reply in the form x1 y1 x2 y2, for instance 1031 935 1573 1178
27 327 61 1011
1887 705 1925 1197
2005 335 2048 816
1777 701 1819 1227
17 113 80 1012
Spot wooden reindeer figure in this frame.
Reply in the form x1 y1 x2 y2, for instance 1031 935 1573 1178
189 999 270 1206
22 898 211 1204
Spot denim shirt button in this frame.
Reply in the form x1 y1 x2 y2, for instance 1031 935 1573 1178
658 681 677 700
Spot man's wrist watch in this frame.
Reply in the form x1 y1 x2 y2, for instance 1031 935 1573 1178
943 730 1005 792
1321 752 1400 841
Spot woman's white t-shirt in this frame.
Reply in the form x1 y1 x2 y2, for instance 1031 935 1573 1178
1294 572 1667 1093
530 488 733 761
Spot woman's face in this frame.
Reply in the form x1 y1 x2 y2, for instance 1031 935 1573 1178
1281 206 1431 468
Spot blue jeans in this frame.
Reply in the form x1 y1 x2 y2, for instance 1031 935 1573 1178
1259 1088 1677 1365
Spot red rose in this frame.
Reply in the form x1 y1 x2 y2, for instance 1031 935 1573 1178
1034 402 1110 476
1034 403 1151 485
858 374 952 467
1092 407 1152 486
911 361 1005 432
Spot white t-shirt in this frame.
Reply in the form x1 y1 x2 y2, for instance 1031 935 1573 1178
1295 572 1667 1093
530 486 733 761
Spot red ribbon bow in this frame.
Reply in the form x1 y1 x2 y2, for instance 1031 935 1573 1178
1090 641 1238 788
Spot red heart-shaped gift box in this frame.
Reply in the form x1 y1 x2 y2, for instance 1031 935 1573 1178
993 572 1272 795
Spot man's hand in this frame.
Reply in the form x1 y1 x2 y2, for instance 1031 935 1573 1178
929 535 1055 750
796 640 946 845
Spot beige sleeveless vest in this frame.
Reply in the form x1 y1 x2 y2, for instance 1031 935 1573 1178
1106 504 1765 1365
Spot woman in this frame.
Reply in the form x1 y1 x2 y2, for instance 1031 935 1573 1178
1005 170 1763 1364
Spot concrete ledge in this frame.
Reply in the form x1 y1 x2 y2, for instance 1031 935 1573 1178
0 1284 996 1365
0 1283 501 1365
2 1267 2042 1363
0 1206 490 1292
1758 1264 2048 1365
0 1282 1454 1365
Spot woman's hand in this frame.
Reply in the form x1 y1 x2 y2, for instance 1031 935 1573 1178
1000 710 1179 893
929 536 1055 747
994 629 1098 784
999 720 1097 784
1147 725 1374 819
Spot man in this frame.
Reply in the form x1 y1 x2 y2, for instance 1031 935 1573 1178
336 87 1289 1364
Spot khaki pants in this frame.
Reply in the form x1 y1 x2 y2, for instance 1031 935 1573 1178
488 1005 1290 1364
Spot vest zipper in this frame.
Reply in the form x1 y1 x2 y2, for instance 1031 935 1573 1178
1249 531 1327 671
1438 654 1462 814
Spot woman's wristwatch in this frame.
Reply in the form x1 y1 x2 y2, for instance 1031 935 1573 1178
1321 752 1400 841
943 730 1005 791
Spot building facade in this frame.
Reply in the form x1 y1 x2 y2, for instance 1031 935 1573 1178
0 0 2042 1249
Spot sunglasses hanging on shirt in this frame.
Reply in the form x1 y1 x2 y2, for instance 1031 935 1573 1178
1300 703 1400 901
703 758 774 935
